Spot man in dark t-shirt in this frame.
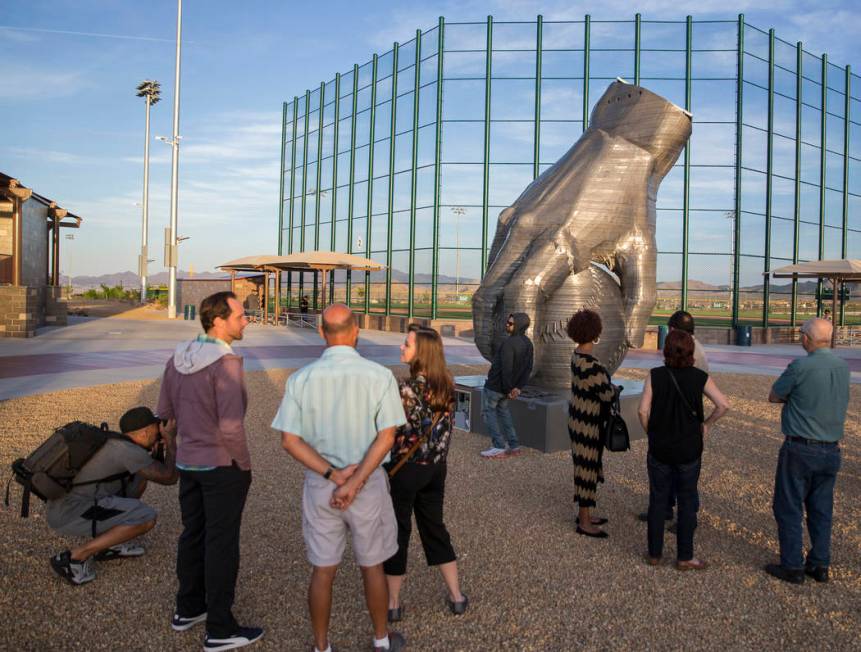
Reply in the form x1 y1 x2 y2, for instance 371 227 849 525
47 407 178 586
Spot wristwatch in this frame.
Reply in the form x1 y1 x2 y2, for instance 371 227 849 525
323 466 335 480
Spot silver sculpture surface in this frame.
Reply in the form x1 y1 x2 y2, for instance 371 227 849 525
473 80 692 388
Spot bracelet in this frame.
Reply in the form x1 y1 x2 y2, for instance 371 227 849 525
323 466 335 480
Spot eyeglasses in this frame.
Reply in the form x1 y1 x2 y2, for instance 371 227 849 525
506 321 514 326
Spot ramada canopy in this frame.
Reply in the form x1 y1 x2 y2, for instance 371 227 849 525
768 259 861 281
219 252 386 273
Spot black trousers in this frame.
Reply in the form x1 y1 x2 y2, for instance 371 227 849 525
647 454 701 561
383 462 456 576
176 465 251 637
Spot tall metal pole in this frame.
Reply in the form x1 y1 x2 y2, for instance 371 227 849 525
681 16 692 310
791 42 802 326
430 17 445 319
140 93 152 303
731 14 744 327
763 29 775 326
166 0 183 319
481 17 493 276
533 15 543 181
818 54 828 317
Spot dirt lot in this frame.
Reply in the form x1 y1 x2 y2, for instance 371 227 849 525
1 367 859 651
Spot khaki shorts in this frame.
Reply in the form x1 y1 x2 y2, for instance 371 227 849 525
302 467 397 567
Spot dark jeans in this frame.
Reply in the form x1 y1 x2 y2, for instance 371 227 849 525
383 462 456 576
176 465 252 637
647 454 701 561
772 439 841 569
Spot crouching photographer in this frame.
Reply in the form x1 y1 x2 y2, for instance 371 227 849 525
46 406 178 586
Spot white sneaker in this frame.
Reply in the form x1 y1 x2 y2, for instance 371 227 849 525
95 543 146 560
50 550 96 585
480 447 508 458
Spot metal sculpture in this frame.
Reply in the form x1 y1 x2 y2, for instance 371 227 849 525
473 80 692 388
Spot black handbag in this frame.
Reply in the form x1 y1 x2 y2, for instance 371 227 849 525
604 384 630 452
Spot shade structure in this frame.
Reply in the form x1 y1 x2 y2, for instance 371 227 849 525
767 259 861 347
769 260 861 280
219 252 386 273
219 252 387 322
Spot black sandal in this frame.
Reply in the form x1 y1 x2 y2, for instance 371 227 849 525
575 526 608 538
574 517 609 526
446 594 469 615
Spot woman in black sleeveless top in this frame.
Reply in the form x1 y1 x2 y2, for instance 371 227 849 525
637 330 729 570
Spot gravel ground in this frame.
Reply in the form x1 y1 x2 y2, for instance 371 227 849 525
1 364 859 651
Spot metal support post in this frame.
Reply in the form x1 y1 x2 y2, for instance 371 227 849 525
408 30 422 317
331 73 341 251
364 54 379 314
533 15 543 180
288 96 299 256
301 90 311 252
583 15 591 131
791 42 802 326
481 16 493 275
315 81 325 250
818 54 827 316
346 64 359 305
430 17 445 319
385 43 399 314
681 16 692 310
841 65 851 326
634 13 641 86
763 29 775 326
278 101 288 255
731 14 744 326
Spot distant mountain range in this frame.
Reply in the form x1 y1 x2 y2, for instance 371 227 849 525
62 273 855 293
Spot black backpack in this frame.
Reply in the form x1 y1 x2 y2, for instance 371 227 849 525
6 421 131 517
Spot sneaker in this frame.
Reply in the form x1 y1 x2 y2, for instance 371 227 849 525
372 631 406 651
172 611 207 632
506 447 524 457
203 626 264 651
95 543 146 561
50 550 96 586
480 447 508 458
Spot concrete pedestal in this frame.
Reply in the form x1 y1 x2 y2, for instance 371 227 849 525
454 376 645 453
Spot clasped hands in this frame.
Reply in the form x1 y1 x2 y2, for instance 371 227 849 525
328 464 364 511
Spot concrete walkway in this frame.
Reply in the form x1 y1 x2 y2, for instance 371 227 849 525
0 317 858 400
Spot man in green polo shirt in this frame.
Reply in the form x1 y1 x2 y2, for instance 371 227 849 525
274 304 407 652
765 317 849 584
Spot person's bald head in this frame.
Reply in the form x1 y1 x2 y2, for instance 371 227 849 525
801 317 832 350
320 303 359 346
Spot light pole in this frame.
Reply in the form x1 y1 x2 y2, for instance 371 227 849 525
136 79 160 304
166 0 183 319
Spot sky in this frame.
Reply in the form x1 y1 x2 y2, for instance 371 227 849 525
2 0 860 278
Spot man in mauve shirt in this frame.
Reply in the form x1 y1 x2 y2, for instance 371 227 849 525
157 291 263 652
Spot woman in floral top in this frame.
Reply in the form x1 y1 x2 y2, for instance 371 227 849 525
383 326 468 622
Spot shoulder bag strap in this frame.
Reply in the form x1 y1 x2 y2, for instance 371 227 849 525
388 412 444 478
665 368 700 422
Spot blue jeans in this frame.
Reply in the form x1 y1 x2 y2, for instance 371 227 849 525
647 454 701 561
482 387 519 449
772 439 841 569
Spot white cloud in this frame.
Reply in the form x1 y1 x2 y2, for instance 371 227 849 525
0 67 90 100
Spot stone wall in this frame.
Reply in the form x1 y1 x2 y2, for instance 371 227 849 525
20 200 48 287
0 285 67 337
175 278 261 317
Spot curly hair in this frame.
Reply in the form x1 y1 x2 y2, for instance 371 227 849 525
663 329 695 368
566 309 603 343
